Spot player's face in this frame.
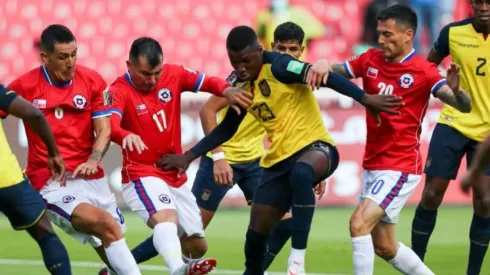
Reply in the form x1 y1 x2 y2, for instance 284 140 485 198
228 45 263 81
41 41 77 83
377 19 414 60
126 55 163 93
472 0 490 24
271 40 304 59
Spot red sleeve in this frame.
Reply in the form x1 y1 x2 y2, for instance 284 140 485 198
425 64 446 95
1 79 23 118
90 74 111 119
109 87 131 145
343 49 374 79
179 66 230 96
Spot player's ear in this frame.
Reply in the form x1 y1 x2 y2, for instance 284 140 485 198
270 42 275 50
406 29 415 43
126 60 132 71
40 51 49 65
300 45 305 55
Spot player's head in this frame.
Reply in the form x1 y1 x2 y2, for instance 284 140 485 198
226 26 263 81
271 22 305 59
127 37 163 93
40 24 77 83
471 0 490 25
376 5 417 60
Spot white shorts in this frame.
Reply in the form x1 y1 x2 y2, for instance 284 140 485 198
361 170 421 223
40 176 126 247
122 176 204 238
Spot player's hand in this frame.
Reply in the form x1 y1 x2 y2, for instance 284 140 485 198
362 94 404 126
47 154 67 186
122 133 148 154
314 180 327 200
446 63 461 93
73 160 99 178
306 59 330 90
213 159 234 185
460 169 479 194
222 87 253 114
155 152 193 176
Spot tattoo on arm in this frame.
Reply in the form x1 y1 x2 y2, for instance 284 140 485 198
435 86 472 113
331 63 352 78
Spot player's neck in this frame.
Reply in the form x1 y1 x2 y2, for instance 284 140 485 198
474 22 490 34
387 48 415 63
42 64 72 86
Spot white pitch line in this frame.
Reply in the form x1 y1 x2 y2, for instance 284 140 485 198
0 258 349 275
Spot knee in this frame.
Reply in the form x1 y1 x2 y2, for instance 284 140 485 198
421 186 445 210
290 162 314 189
28 215 55 241
93 212 122 243
182 236 208 259
349 214 370 237
373 242 397 261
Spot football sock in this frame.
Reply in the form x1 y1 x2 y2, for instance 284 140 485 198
351 235 374 275
244 227 268 275
389 242 434 275
153 222 185 274
131 235 158 264
467 215 490 275
411 204 437 261
104 238 141 275
290 162 316 250
37 233 72 275
263 218 292 270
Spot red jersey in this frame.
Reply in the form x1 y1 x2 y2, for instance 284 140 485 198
344 48 446 174
110 65 230 187
7 65 110 190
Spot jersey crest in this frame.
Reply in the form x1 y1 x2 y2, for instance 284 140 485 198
258 79 271 97
158 88 172 103
399 73 415 88
72 94 87 109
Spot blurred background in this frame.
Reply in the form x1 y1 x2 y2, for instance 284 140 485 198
0 0 474 209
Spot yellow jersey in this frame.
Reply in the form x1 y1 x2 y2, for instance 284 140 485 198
235 51 335 168
434 18 490 141
0 86 25 188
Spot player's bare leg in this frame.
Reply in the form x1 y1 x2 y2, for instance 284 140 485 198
467 175 490 275
181 234 208 262
70 203 140 275
411 177 450 261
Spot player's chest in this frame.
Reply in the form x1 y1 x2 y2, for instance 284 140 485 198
450 37 490 78
362 65 426 97
242 78 290 123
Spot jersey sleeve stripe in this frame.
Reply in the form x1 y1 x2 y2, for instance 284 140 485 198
92 110 111 119
302 64 312 83
430 79 447 94
110 108 123 117
343 61 355 78
192 73 206 93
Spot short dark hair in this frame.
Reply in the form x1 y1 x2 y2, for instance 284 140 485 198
40 24 76 53
377 4 418 33
226 26 259 51
274 22 305 45
129 37 163 68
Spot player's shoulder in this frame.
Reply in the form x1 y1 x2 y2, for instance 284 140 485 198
263 51 283 65
75 65 105 84
108 74 131 95
9 67 43 91
443 17 475 30
350 48 382 63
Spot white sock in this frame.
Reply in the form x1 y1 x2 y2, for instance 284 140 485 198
351 235 375 275
288 248 306 266
104 238 141 275
388 242 434 275
153 222 185 274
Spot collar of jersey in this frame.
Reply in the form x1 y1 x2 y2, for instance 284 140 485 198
386 48 415 63
41 64 73 88
124 72 138 89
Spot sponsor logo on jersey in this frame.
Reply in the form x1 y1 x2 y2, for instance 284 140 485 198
62 195 75 203
399 73 414 88
135 104 148 115
367 67 378 79
72 94 87 109
158 88 172 103
159 194 171 204
33 99 47 109
258 79 271 97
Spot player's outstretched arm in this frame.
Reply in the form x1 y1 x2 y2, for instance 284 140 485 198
330 63 353 79
461 134 490 193
433 64 472 113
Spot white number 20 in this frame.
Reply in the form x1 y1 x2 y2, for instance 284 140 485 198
152 109 167 132
54 107 64 119
378 82 394 95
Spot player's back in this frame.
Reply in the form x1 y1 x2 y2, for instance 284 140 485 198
8 65 109 189
435 18 490 141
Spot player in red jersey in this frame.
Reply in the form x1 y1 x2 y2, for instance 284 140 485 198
7 25 141 275
108 37 252 275
329 5 472 274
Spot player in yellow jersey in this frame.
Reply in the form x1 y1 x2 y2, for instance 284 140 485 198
0 84 71 274
158 26 402 275
411 1 490 274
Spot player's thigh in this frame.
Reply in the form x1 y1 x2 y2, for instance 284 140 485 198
0 179 46 231
169 183 205 238
234 159 262 205
296 141 340 184
122 177 178 226
88 178 126 234
191 156 232 213
371 221 398 260
362 170 421 224
424 123 469 180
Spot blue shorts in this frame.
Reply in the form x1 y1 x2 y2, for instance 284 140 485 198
253 141 340 211
192 156 263 211
425 123 490 179
0 178 46 230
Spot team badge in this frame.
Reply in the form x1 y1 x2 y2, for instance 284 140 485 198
72 94 87 109
62 195 75 203
226 72 238 86
399 73 414 88
201 190 211 201
159 194 171 204
258 79 271 97
158 88 172 103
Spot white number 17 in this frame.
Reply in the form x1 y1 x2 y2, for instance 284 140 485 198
152 109 167 132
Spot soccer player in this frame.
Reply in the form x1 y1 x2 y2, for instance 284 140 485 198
329 5 471 274
7 24 141 275
108 37 252 275
157 26 404 275
410 1 490 274
0 84 71 274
